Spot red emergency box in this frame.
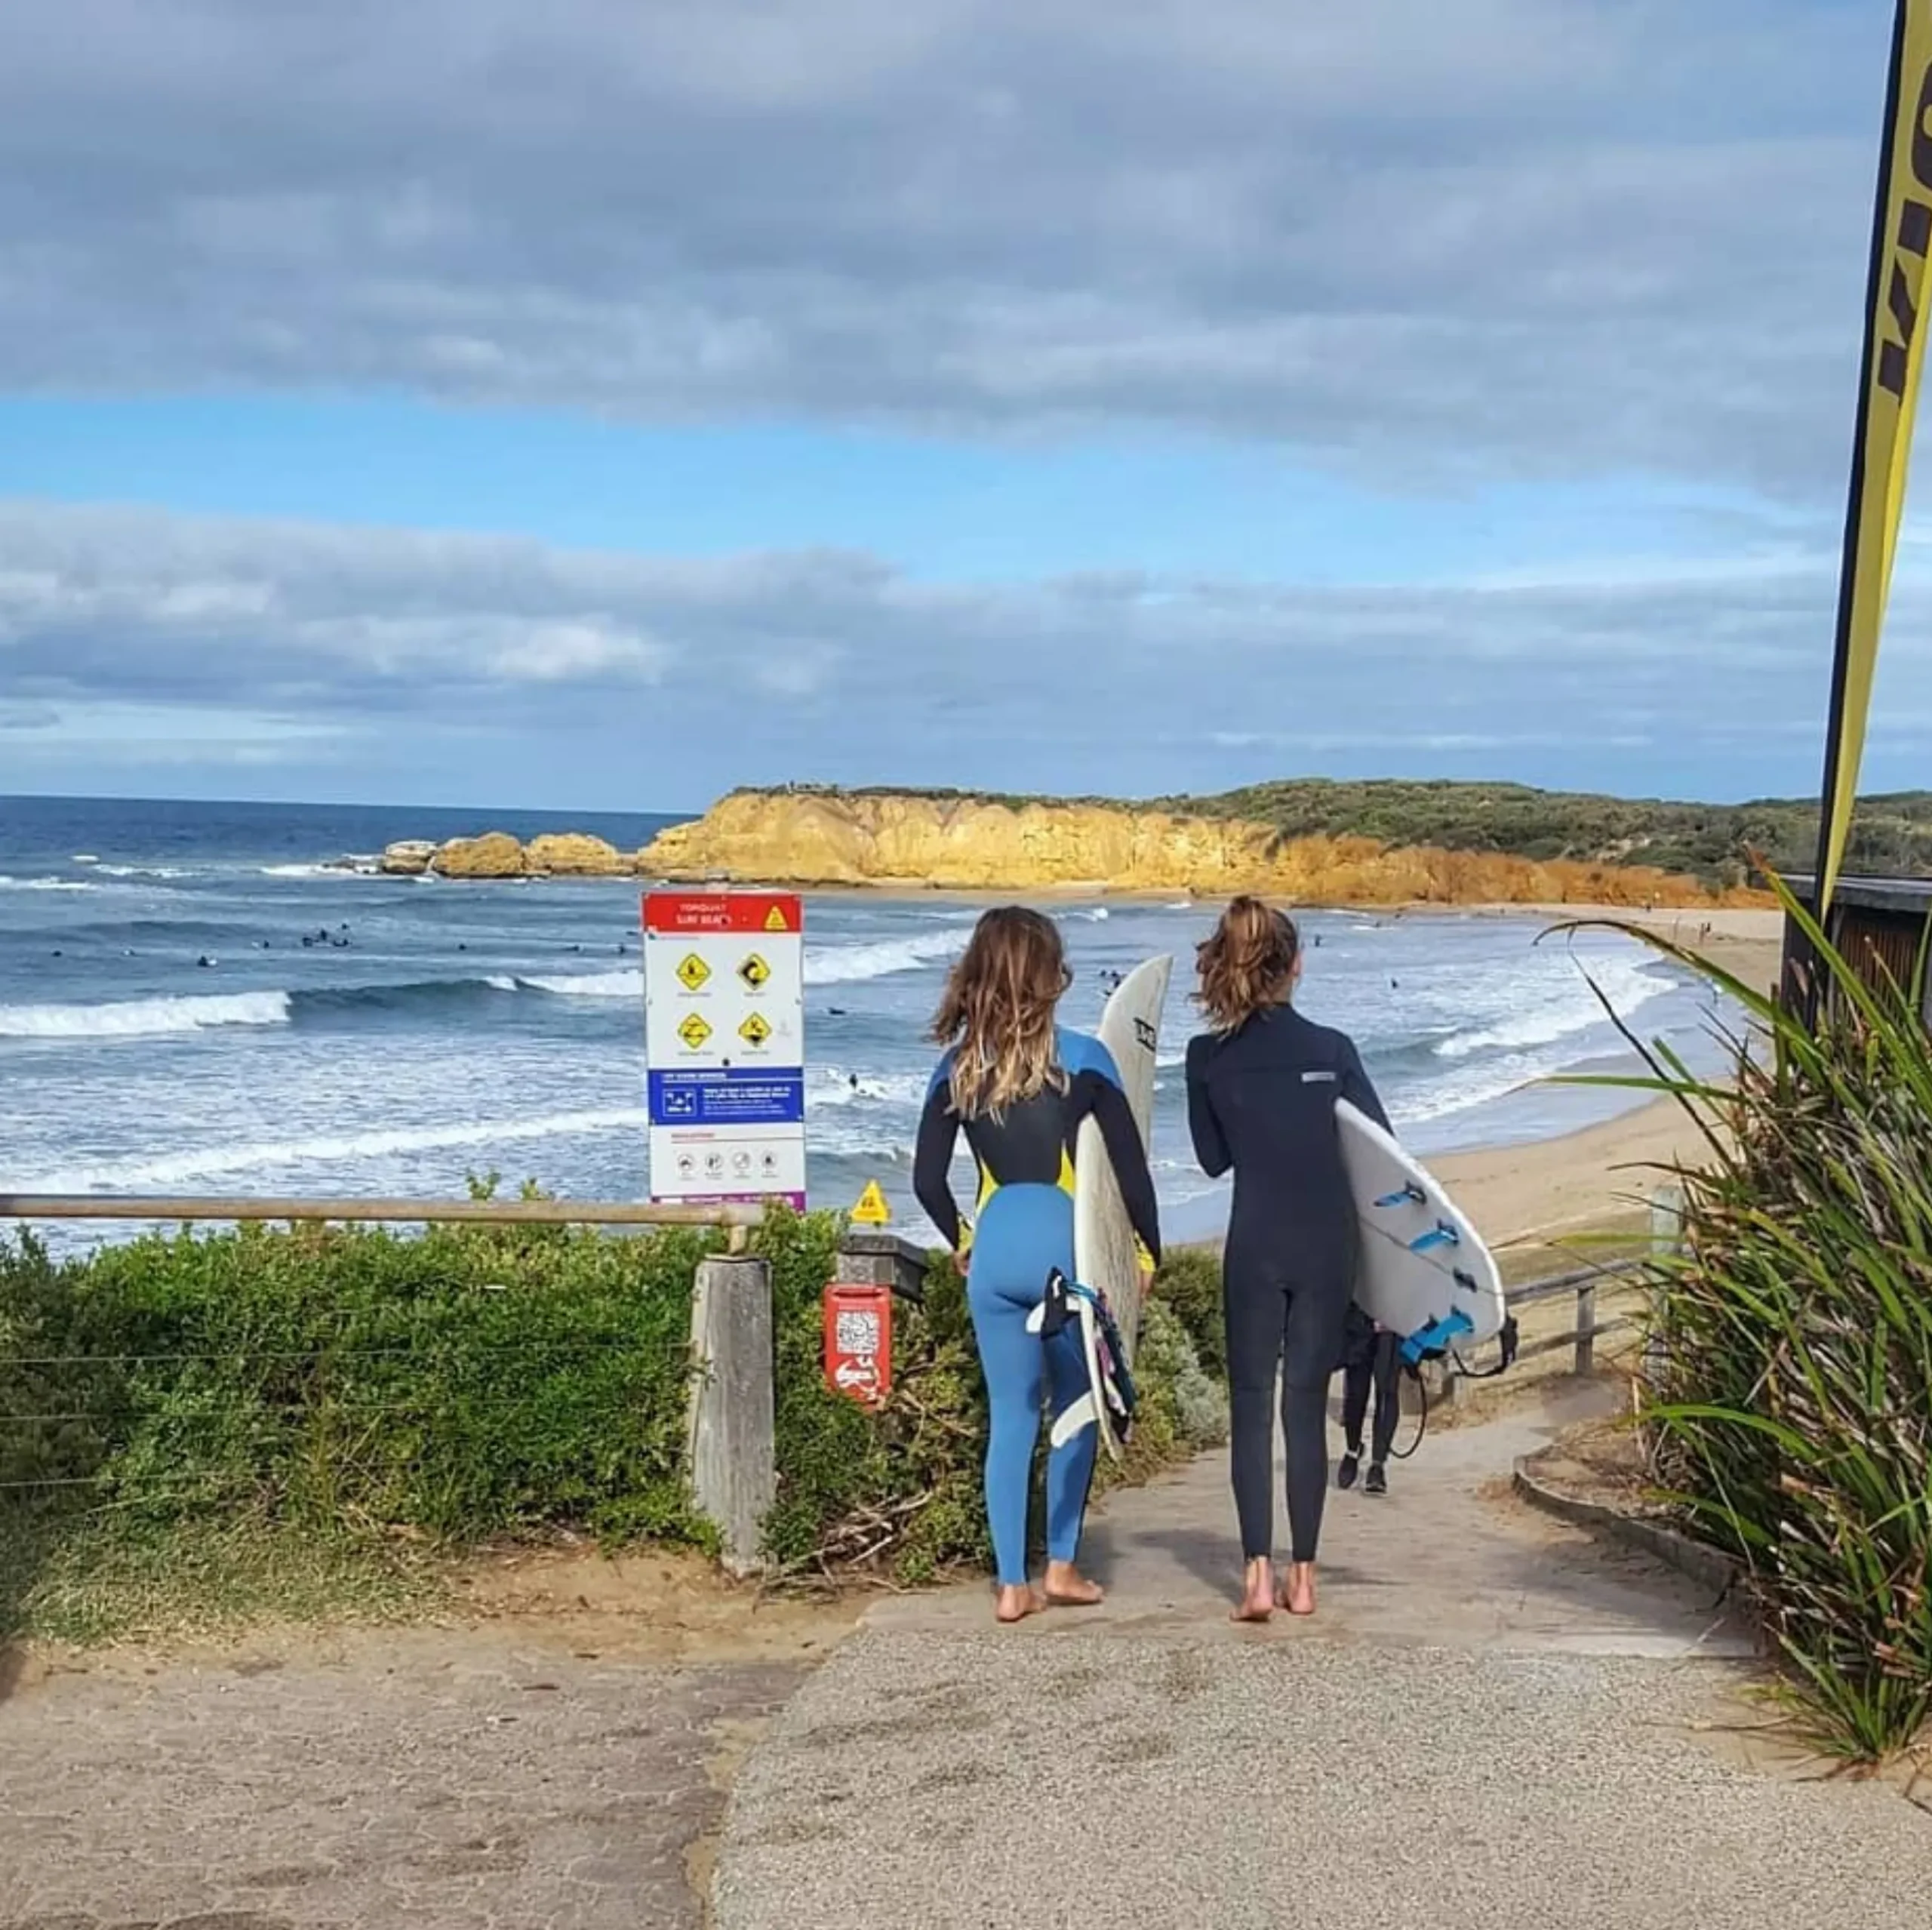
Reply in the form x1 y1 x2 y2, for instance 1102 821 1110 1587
823 1282 892 1406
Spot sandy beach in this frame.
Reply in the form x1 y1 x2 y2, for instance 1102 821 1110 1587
1425 907 1779 1248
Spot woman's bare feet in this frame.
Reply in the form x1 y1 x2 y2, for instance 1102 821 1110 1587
1231 1556 1275 1623
1043 1561 1104 1607
1278 1561 1317 1617
994 1584 1048 1624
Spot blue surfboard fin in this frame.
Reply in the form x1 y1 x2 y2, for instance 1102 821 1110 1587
1374 1183 1427 1208
1407 1219 1460 1254
1400 1306 1475 1367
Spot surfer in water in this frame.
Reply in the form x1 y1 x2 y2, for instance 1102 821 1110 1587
912 907 1162 1625
1185 897 1391 1621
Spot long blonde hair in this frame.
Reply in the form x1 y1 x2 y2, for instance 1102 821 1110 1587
1195 895 1300 1035
929 907 1071 1118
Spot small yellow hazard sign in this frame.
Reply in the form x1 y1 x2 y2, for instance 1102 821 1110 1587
851 1180 891 1225
675 953 711 992
677 1012 712 1050
737 952 771 990
764 906 789 931
738 1011 771 1047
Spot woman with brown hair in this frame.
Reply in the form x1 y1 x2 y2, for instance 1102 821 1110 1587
1184 897 1390 1621
912 907 1162 1625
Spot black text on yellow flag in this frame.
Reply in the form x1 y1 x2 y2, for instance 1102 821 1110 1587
1818 1 1932 912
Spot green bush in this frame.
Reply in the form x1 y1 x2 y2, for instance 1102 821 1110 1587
1 1203 1232 1629
1570 877 1932 1762
1150 1246 1226 1381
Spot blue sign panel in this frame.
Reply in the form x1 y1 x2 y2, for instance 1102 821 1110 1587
648 1067 805 1128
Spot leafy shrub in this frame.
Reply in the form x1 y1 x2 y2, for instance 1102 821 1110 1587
2 1204 1233 1627
1575 877 1932 1762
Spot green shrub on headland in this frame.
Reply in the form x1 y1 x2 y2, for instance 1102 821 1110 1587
0 1204 1226 1639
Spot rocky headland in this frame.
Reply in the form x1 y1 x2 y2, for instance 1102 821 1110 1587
364 786 1774 907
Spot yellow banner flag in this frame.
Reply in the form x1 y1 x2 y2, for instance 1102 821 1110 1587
1817 0 1932 912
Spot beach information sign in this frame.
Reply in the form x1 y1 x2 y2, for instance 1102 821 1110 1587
643 891 806 1211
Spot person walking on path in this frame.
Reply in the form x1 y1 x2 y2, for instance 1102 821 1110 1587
1184 897 1392 1622
1338 1305 1401 1495
913 907 1163 1626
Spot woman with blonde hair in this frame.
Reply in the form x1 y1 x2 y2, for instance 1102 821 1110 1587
913 907 1162 1624
1184 897 1389 1621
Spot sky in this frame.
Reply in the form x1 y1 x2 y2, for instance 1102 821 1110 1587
2 0 1929 813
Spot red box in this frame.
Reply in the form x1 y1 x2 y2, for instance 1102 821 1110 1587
823 1282 892 1407
643 891 802 935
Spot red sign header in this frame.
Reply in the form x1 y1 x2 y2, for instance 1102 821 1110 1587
643 891 803 935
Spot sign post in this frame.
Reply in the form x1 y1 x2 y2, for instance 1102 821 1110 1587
643 891 806 1211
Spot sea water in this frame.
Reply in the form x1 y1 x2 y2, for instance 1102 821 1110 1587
0 796 1736 1250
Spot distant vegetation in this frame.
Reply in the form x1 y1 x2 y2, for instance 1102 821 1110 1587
747 780 1932 888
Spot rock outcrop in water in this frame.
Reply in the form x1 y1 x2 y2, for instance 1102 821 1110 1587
633 789 1764 907
429 832 527 879
380 839 438 876
525 833 628 876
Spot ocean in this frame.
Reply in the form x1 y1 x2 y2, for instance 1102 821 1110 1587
0 796 1731 1251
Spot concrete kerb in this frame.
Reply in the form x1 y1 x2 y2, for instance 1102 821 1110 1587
1512 1455 1743 1602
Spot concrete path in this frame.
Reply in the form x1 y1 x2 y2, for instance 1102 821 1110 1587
713 1384 1929 1930
0 1636 808 1930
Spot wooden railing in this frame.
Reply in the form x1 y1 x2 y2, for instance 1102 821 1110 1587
0 1193 766 1251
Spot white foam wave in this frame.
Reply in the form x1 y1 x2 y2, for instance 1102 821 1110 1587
806 1065 928 1110
1432 954 1672 1062
485 974 520 993
26 1106 650 1193
72 854 100 864
805 927 973 986
518 968 641 999
0 874 93 892
96 863 191 880
1074 907 1111 922
0 990 293 1040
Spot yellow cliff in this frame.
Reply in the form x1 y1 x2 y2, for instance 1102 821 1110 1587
635 790 1764 907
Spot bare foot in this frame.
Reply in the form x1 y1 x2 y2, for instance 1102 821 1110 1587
1044 1562 1104 1607
1231 1556 1275 1624
1278 1562 1317 1618
994 1584 1048 1624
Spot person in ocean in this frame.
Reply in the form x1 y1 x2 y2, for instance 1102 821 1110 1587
912 907 1162 1625
1184 897 1392 1621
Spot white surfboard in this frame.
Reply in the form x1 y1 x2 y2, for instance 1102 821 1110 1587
1335 1098 1506 1362
1072 953 1171 1361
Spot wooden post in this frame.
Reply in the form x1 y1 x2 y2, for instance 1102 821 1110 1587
686 1254 777 1576
1575 1279 1597 1376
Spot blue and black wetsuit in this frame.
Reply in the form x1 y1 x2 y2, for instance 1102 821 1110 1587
913 1027 1161 1587
1185 1005 1389 1566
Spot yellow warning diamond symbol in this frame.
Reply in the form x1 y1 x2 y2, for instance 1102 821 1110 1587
677 1012 712 1050
737 952 770 990
675 953 711 992
764 906 789 931
738 1011 771 1048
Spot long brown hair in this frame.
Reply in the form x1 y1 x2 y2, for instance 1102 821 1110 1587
929 907 1071 1118
1195 895 1300 1034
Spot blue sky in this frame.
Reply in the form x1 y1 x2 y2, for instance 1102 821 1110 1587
1 0 1927 812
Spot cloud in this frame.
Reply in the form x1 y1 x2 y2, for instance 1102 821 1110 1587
0 1 1890 496
5 495 1928 800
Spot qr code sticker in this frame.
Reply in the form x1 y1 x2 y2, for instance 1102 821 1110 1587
835 1310 881 1355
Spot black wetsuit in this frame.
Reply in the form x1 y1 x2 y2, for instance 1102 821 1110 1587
1340 1307 1401 1474
1185 1004 1390 1565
